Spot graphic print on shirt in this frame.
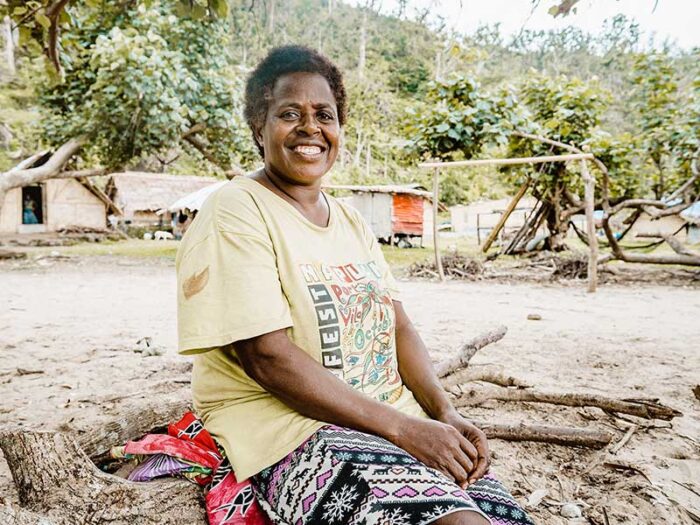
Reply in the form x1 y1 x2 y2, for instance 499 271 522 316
300 261 403 403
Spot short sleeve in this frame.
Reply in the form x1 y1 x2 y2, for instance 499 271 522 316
176 187 293 355
354 207 402 302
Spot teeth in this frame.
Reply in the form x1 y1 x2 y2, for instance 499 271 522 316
294 145 322 155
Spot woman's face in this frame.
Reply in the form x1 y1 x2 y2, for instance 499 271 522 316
256 72 340 185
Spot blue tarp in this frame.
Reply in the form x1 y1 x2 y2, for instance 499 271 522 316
680 202 700 225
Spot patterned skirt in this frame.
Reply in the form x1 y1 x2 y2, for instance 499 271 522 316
251 425 534 525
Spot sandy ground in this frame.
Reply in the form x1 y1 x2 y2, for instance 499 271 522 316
1 256 698 524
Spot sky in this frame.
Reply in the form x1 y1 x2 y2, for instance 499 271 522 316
358 0 699 50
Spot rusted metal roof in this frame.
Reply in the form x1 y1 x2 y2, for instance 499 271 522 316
325 184 432 200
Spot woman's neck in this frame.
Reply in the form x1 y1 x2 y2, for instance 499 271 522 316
252 168 330 227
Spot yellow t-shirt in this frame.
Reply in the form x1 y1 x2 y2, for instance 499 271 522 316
176 177 427 480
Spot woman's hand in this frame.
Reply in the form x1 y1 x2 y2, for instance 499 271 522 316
391 415 479 488
438 410 490 485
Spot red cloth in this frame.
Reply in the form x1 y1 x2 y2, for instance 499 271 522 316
124 412 271 525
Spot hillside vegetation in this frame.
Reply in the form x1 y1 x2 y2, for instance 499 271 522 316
0 1 698 207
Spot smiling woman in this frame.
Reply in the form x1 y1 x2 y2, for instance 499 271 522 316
175 46 534 525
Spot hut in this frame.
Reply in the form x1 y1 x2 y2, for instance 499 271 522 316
326 184 434 245
105 172 219 227
0 177 115 234
450 197 540 242
681 201 700 244
163 180 228 238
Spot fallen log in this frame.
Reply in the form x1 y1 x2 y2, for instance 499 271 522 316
0 504 57 525
470 420 613 449
434 325 508 378
0 431 206 525
76 395 190 459
455 386 682 421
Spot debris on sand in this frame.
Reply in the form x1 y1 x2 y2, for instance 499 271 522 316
408 252 484 279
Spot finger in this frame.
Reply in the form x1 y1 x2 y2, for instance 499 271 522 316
446 458 470 488
457 432 479 463
451 446 474 482
471 428 490 461
469 455 490 485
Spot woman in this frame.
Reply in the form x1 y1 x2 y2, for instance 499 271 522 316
177 46 534 525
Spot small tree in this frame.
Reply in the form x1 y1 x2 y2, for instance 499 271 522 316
505 75 608 250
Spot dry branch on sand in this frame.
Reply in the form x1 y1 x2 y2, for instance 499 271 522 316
0 327 683 524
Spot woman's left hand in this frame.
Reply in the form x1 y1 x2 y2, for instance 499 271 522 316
438 410 490 486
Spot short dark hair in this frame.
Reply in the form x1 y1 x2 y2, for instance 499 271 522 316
244 45 347 156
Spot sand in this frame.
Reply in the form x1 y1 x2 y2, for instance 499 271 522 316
1 256 698 524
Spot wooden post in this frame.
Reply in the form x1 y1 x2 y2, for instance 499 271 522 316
482 179 530 253
581 159 598 293
432 168 445 281
476 213 481 245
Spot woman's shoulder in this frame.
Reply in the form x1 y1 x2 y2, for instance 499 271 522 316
197 177 268 230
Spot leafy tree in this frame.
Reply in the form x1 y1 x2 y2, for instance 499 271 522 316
505 75 608 249
0 1 246 216
630 52 682 198
404 76 521 162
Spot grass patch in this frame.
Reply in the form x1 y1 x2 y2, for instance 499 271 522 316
31 239 180 259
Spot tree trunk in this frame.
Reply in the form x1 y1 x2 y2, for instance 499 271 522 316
1 15 15 79
267 0 275 33
0 431 206 525
358 10 366 81
544 177 569 251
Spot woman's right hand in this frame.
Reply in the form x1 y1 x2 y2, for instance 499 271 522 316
390 415 478 488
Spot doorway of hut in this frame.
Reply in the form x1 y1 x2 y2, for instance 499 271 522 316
20 184 45 232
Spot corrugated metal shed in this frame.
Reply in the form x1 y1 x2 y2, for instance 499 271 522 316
326 184 431 239
392 193 424 235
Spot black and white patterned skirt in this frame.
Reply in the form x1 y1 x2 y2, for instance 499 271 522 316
251 425 534 525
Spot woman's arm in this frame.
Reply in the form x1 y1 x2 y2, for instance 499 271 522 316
233 329 477 486
393 300 490 485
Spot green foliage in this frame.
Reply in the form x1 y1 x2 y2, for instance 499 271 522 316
504 75 608 196
630 52 699 197
586 132 643 200
404 76 522 161
36 2 243 170
1 0 697 209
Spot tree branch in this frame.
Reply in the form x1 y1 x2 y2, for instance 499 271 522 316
455 385 682 420
434 326 508 378
0 138 87 191
45 0 71 75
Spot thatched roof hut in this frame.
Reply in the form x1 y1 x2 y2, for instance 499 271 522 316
106 172 220 224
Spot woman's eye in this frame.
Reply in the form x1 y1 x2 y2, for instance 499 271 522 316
318 112 335 121
281 111 299 120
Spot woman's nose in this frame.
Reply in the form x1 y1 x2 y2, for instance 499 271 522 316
296 114 320 135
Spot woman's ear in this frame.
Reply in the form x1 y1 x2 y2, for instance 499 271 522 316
253 126 263 149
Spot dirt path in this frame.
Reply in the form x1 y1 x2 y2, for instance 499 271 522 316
1 257 698 523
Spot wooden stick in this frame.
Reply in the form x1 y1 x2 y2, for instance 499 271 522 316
581 160 598 292
432 168 445 281
455 386 682 420
482 179 530 253
441 366 530 388
468 419 613 449
419 153 594 169
435 325 508 378
610 424 638 454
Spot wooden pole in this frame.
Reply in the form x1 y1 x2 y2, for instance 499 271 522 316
419 153 593 169
482 179 530 253
581 159 598 292
432 168 445 281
